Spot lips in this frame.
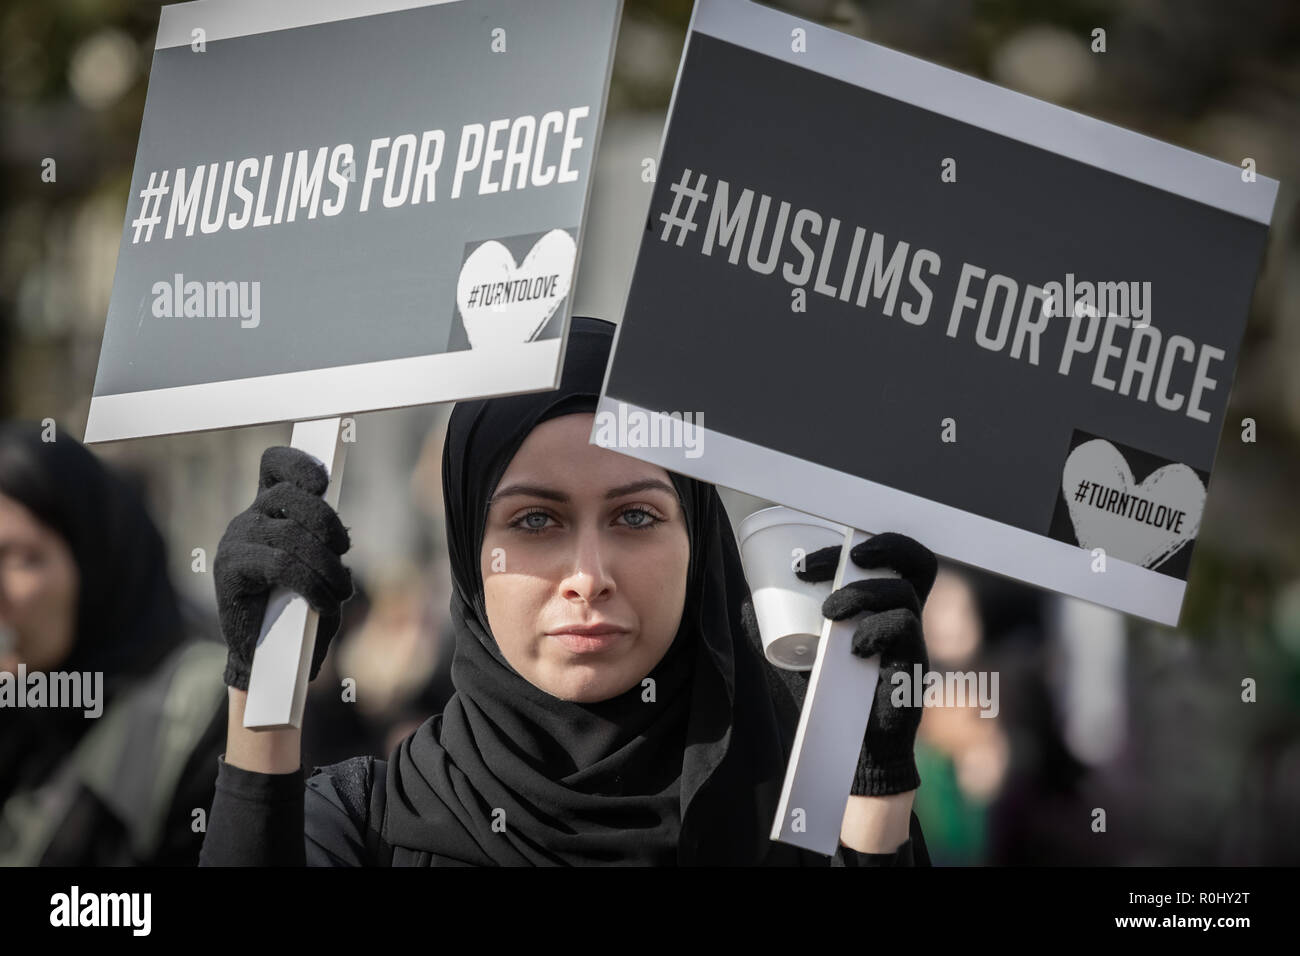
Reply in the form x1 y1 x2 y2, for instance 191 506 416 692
546 624 626 636
546 624 630 654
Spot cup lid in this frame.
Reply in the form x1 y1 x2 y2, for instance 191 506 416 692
738 504 848 544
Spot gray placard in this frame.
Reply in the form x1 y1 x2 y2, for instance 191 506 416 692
88 0 620 440
602 0 1277 623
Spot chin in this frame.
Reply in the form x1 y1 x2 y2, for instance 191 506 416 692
547 666 637 704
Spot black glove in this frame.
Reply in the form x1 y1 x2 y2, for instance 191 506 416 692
214 446 354 691
795 532 937 796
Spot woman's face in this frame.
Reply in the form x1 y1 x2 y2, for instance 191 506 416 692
0 492 79 672
480 413 690 703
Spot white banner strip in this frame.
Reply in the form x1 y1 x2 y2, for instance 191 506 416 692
85 339 562 444
691 0 1277 225
157 0 465 50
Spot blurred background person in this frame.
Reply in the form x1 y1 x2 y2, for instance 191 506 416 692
0 420 227 865
910 565 1010 866
301 569 458 772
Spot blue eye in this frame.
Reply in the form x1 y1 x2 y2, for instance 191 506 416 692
618 507 662 530
511 510 554 535
507 506 665 535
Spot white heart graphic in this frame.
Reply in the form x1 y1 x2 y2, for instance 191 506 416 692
455 228 576 348
1061 439 1205 569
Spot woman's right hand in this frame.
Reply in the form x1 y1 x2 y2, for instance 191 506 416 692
214 446 354 692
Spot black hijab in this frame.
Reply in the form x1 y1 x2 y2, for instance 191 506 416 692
0 422 185 802
383 317 805 865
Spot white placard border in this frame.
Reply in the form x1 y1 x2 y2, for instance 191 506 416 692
156 0 467 49
689 0 1277 225
85 339 562 443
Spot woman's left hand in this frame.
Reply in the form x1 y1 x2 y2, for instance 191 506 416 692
796 532 937 796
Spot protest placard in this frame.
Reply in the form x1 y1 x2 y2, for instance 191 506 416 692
85 0 621 444
599 0 1278 628
597 0 1278 855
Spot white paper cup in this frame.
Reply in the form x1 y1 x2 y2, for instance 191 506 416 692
738 505 849 670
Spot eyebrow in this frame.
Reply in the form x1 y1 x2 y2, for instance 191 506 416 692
488 478 679 508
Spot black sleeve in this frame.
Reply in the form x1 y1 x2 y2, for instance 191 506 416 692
910 808 932 865
303 757 374 866
197 754 378 866
835 810 931 866
198 756 306 866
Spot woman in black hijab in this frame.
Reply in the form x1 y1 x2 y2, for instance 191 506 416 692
0 422 229 864
201 316 931 866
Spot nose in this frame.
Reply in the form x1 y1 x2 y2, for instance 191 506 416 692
559 521 616 605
